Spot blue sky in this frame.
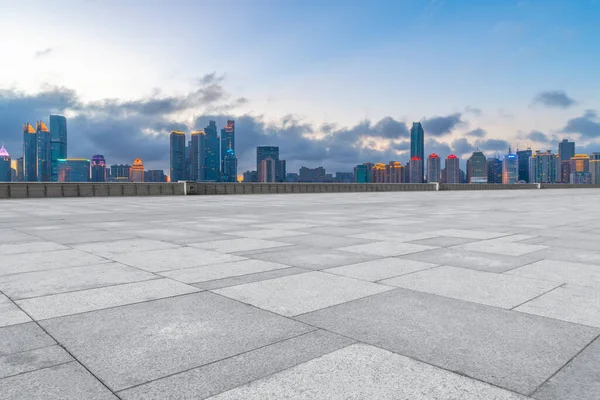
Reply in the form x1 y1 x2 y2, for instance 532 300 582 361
1 0 599 173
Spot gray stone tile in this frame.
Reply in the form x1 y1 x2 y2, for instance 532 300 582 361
222 229 309 239
112 247 246 273
0 229 41 244
41 292 313 391
506 259 600 288
190 238 293 253
533 336 600 400
408 236 478 247
252 222 319 230
215 271 393 317
516 285 600 327
119 330 354 400
0 362 118 400
337 241 437 257
0 249 110 276
348 231 439 242
537 247 600 267
245 246 380 270
72 238 179 257
160 259 292 283
277 233 375 248
428 229 510 239
17 278 199 320
401 248 543 273
0 293 31 327
0 345 73 379
0 241 68 256
325 258 438 282
0 323 55 356
453 239 548 256
193 267 309 290
380 266 559 309
297 288 599 394
32 229 136 245
207 344 529 400
0 263 157 300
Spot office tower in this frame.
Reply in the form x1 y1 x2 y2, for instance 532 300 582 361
590 153 600 184
299 166 327 182
222 149 238 182
184 140 191 181
529 150 559 183
190 130 206 182
204 121 220 181
502 149 518 184
445 154 460 183
409 157 423 183
23 123 37 181
354 164 370 183
516 148 532 182
569 154 591 184
388 161 405 183
277 159 286 182
334 172 354 183
558 139 575 161
410 122 424 161
50 115 67 182
487 157 503 183
468 150 488 183
144 170 167 182
90 155 107 182
57 159 90 182
257 146 279 171
221 120 235 175
426 153 441 183
12 158 23 181
109 164 131 181
258 158 277 182
36 121 52 181
0 144 11 182
170 130 186 182
243 170 258 182
130 158 144 182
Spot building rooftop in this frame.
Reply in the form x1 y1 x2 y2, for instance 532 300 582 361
1 190 599 400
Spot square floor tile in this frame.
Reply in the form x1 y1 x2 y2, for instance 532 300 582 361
506 259 600 288
337 242 436 257
380 266 559 309
0 250 110 276
244 247 380 270
207 344 528 400
0 293 31 327
189 238 292 253
41 292 313 391
0 241 68 256
160 259 292 283
0 345 73 379
0 322 55 356
297 288 599 394
325 258 438 282
214 271 393 317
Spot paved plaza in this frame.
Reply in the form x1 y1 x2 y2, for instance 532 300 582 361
1 189 600 399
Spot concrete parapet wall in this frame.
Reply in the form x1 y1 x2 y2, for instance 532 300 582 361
540 183 600 189
191 183 439 195
1 183 185 199
439 184 540 190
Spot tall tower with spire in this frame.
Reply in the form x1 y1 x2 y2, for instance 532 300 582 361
0 144 11 182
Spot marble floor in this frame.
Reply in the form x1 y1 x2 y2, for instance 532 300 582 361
1 189 599 399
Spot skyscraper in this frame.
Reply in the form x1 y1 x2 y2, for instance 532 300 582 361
516 148 532 182
487 157 503 183
388 161 405 183
36 121 52 181
57 159 90 182
0 144 11 182
258 158 277 182
91 155 107 182
354 164 370 183
256 146 285 182
590 153 600 184
23 123 37 182
409 157 423 183
426 153 441 183
50 115 67 182
569 154 591 184
468 150 488 183
204 121 220 181
109 164 131 181
529 150 559 183
558 139 575 161
445 154 460 184
502 151 518 184
221 120 235 176
410 122 424 161
130 158 144 182
190 130 206 182
223 149 238 182
170 130 186 182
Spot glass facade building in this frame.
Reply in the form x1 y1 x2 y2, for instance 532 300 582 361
36 121 52 182
410 122 424 161
502 153 519 184
220 120 235 177
516 149 532 182
50 115 67 182
468 151 488 183
222 149 238 182
204 121 220 181
170 131 186 182
0 145 11 182
529 151 559 183
23 123 37 182
57 159 90 182
190 130 206 182
486 157 503 183
91 155 106 182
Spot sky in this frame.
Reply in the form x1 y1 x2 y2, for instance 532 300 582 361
1 0 600 174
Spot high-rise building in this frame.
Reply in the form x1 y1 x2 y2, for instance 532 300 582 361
12 158 23 181
57 159 90 182
50 115 67 182
36 121 52 181
222 149 238 182
221 120 235 176
243 170 258 182
569 154 591 184
445 154 460 183
590 153 600 184
502 150 518 184
468 150 488 183
529 150 559 183
0 144 11 182
130 158 144 182
190 130 206 182
354 164 370 183
409 157 423 183
299 166 327 182
388 161 405 183
144 170 167 182
373 163 387 183
427 153 441 183
558 139 575 161
184 140 191 181
258 157 277 182
487 157 503 183
204 121 220 181
170 130 186 182
90 155 106 182
516 149 532 182
410 122 424 161
23 123 37 181
334 172 354 183
257 146 286 182
109 164 131 181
